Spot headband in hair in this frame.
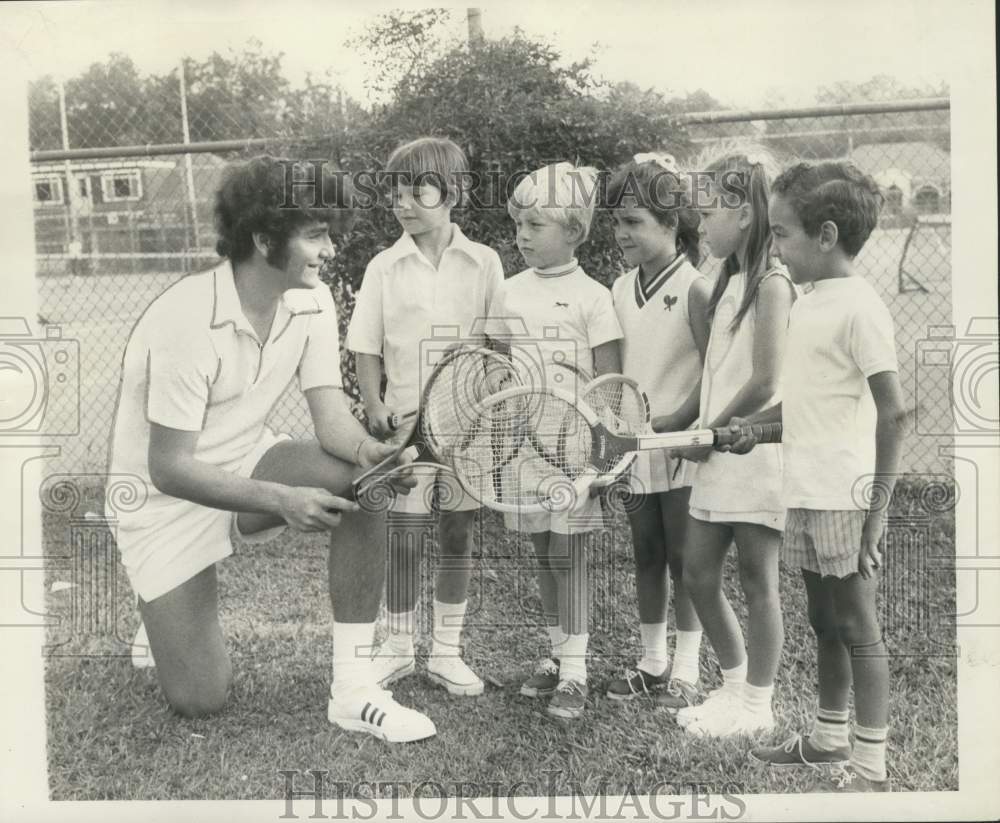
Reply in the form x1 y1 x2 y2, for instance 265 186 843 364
633 152 680 174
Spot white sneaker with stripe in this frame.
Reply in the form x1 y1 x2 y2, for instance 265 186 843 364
327 687 436 743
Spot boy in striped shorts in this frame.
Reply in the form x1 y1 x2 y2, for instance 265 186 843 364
724 160 908 791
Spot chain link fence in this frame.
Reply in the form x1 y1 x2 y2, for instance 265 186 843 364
28 75 952 477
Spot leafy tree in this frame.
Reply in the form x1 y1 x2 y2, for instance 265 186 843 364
326 27 694 303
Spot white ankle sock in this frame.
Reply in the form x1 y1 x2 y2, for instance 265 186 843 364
430 599 466 658
720 659 747 696
547 624 566 658
331 621 376 695
671 630 702 684
638 622 669 675
851 724 888 781
385 609 416 655
742 681 774 714
558 633 589 683
811 706 850 751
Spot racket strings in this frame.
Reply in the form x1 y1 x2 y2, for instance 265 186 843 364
450 391 594 509
583 380 647 436
421 349 521 461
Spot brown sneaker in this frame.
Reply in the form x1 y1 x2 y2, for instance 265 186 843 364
655 678 702 712
606 667 670 701
547 678 588 719
750 734 850 768
520 658 560 698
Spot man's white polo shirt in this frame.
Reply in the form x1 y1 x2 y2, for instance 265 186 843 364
108 260 342 599
345 224 503 411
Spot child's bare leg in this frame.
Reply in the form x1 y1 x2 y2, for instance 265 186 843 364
530 531 561 649
803 570 852 711
732 523 784 688
626 496 668 625
659 489 703 688
436 509 476 603
682 517 745 669
832 570 889 781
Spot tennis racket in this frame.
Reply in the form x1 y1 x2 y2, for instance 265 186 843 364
352 345 522 505
448 386 782 514
580 374 650 488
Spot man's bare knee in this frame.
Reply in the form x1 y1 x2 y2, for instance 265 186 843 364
165 672 231 718
161 654 232 718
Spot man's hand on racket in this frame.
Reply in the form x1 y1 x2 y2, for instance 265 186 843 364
276 486 360 532
859 510 885 580
358 437 418 494
716 416 758 454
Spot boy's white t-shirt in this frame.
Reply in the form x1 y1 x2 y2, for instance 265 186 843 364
782 276 899 510
487 261 623 534
345 224 504 411
488 262 623 388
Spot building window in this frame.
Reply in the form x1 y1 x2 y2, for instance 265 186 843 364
33 176 64 206
914 185 940 214
101 170 142 202
77 176 91 201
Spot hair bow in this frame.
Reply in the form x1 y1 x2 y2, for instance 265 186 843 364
633 152 679 174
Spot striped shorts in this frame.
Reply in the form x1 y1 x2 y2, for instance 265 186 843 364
782 508 866 578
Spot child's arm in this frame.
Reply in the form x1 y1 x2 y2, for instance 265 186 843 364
355 353 392 438
716 402 783 453
704 274 794 428
592 339 622 376
859 370 908 579
652 276 711 432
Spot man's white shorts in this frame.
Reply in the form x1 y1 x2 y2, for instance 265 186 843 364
116 428 290 603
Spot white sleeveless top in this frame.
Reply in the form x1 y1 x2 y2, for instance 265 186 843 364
689 269 791 515
612 255 707 493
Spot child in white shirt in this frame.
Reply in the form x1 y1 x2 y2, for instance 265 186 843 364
347 137 504 697
489 162 623 719
734 160 907 793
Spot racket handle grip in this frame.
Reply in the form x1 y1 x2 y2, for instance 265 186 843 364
713 421 783 447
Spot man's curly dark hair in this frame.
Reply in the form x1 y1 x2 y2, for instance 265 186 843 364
214 155 355 264
771 160 883 257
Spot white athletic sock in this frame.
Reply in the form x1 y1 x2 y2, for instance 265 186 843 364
637 622 669 676
720 659 748 697
851 724 888 782
671 629 702 684
384 609 416 656
331 621 376 696
742 681 774 714
430 599 467 658
811 706 850 751
558 633 589 683
547 624 567 658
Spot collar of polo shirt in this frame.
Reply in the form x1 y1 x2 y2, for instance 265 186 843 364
382 223 481 268
210 260 326 342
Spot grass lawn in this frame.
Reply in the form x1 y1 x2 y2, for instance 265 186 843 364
42 477 957 801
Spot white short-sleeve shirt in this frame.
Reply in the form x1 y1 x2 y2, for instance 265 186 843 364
345 224 504 411
488 262 623 387
782 276 899 510
109 260 342 517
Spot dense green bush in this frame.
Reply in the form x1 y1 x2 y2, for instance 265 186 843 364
318 30 697 403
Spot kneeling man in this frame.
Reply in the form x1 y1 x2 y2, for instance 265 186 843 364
109 155 434 742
